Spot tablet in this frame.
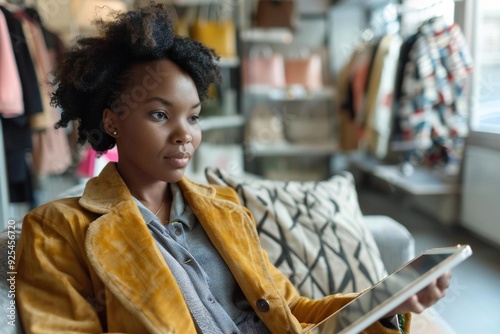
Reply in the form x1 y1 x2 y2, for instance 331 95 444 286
304 244 472 334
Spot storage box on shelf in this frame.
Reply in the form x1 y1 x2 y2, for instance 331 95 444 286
242 83 339 177
244 91 336 178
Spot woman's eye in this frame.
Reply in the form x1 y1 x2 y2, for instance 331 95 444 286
150 111 167 120
190 114 200 124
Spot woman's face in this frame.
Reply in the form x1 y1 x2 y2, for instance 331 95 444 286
104 59 202 184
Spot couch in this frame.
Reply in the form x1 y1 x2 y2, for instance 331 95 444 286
0 168 456 333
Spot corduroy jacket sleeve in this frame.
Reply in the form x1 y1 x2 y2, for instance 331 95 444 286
16 202 106 333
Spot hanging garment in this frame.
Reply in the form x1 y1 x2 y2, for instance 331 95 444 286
16 11 72 175
350 45 374 128
77 146 119 179
337 53 359 151
31 109 72 176
0 6 44 204
17 12 54 131
0 10 23 117
364 34 403 159
392 34 418 140
0 6 43 121
337 43 376 151
397 17 473 167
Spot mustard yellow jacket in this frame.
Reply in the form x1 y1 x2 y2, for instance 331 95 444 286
16 163 409 334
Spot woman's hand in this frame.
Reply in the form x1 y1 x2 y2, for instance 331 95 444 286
385 271 452 317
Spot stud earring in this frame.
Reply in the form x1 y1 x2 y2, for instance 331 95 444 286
113 131 117 136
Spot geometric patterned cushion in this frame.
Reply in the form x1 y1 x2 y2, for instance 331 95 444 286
205 167 387 299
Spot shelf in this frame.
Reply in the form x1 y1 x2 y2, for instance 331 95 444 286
244 86 337 101
248 141 339 157
217 57 240 68
390 140 417 152
371 165 460 196
165 0 220 5
240 28 293 44
339 0 393 9
480 54 500 67
200 115 245 131
482 9 500 19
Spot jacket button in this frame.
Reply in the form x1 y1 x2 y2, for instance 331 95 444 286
256 299 270 313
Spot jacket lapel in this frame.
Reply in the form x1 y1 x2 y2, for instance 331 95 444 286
80 163 197 333
179 180 295 331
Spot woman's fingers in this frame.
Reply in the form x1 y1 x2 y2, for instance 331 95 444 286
416 280 445 308
405 294 425 314
383 272 452 318
436 271 452 290
385 294 423 317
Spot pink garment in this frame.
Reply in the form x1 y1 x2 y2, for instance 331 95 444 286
0 11 24 117
19 16 53 130
12 15 73 176
77 146 97 179
77 146 119 178
31 109 72 176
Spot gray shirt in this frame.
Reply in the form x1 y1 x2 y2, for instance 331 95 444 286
134 183 270 334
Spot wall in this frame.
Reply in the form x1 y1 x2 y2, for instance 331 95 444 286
460 145 500 246
33 0 133 44
327 4 367 80
30 0 73 43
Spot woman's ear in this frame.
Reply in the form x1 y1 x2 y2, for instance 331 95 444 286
103 108 119 137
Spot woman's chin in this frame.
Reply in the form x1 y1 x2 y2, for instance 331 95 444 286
163 168 189 183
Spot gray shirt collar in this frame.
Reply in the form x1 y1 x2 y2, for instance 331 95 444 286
133 183 196 230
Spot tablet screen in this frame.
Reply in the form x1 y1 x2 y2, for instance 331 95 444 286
311 245 472 334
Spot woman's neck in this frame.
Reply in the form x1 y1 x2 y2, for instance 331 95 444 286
115 163 171 215
135 183 172 222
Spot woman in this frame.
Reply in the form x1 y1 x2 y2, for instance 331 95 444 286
15 4 450 333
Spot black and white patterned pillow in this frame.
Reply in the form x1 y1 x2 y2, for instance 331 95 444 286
205 168 387 299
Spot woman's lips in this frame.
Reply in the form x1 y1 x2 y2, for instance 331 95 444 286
165 152 191 168
168 152 191 159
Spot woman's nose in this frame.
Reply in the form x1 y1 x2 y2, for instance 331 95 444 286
172 122 192 144
175 133 192 144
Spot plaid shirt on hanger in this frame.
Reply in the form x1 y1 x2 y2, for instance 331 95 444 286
398 16 473 168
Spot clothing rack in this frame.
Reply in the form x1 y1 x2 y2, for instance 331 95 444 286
396 0 458 38
1 0 43 228
0 119 10 229
396 0 449 14
3 0 39 7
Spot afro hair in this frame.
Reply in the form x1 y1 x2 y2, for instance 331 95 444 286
52 2 221 153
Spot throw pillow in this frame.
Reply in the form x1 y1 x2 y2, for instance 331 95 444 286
205 167 387 299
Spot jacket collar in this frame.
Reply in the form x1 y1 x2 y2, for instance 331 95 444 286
78 163 132 214
79 162 216 215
